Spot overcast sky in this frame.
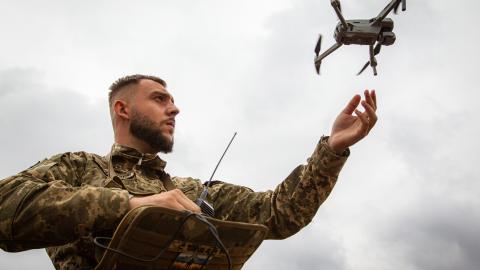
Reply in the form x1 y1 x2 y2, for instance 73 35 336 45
1 0 479 269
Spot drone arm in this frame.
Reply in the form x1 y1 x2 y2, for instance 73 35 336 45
373 0 403 24
317 42 342 61
331 0 348 29
314 42 342 74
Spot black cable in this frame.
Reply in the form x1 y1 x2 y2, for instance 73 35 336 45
93 212 232 270
194 214 232 270
94 211 195 262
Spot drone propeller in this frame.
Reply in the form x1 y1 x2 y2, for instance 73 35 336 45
357 61 370 76
314 35 323 74
357 43 382 75
393 2 399 14
315 34 322 56
393 0 406 14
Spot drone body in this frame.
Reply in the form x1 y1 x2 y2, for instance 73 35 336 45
334 18 394 46
314 0 406 75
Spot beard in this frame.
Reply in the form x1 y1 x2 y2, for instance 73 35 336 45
129 108 174 153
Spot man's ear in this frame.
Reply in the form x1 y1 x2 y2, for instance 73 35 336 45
114 100 130 120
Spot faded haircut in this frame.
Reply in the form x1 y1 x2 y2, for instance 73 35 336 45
108 74 167 108
108 74 167 127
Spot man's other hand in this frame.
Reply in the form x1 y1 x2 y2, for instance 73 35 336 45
328 90 378 153
129 189 201 213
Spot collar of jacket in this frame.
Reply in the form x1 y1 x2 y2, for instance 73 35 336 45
107 143 167 172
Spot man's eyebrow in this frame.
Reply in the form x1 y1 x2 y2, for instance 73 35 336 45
150 90 174 102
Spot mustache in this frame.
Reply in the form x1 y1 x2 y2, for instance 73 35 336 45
162 118 176 127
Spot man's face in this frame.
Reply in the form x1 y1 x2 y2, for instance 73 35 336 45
128 79 179 153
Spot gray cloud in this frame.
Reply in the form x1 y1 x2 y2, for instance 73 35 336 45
0 68 113 177
248 228 346 270
376 195 480 270
1 0 480 269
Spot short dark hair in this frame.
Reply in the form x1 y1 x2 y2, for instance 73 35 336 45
108 74 167 108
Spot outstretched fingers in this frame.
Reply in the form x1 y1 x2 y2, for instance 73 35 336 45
354 108 370 135
361 100 377 133
342 94 361 115
371 90 377 109
364 89 377 111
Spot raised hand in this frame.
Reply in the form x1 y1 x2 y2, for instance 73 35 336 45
327 90 378 153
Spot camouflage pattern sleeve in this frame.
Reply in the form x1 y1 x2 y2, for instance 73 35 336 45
0 152 130 252
208 136 349 239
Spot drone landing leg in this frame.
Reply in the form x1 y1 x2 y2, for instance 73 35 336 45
369 44 378 76
314 42 342 74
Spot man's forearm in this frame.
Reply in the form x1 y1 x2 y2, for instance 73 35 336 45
209 136 349 239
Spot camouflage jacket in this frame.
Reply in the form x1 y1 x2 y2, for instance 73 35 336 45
0 137 348 269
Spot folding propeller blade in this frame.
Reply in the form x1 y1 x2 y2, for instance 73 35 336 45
314 34 322 56
393 2 400 14
394 0 406 14
315 61 322 75
314 35 322 74
357 61 370 76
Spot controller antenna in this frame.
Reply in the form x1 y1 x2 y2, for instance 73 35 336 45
196 132 237 217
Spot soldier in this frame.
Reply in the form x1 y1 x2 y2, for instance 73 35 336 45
0 74 377 269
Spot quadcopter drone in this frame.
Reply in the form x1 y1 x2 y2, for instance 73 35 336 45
314 0 406 75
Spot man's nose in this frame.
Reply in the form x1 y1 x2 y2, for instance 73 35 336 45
167 102 180 116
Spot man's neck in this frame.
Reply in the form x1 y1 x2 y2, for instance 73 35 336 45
115 137 158 155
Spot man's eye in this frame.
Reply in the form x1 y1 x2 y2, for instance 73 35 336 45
155 96 166 101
